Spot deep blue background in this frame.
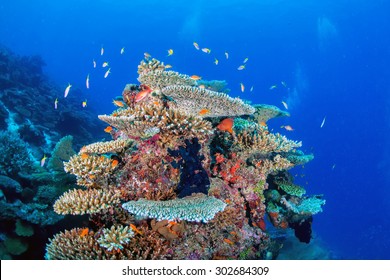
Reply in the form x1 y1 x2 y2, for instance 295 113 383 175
1 0 389 259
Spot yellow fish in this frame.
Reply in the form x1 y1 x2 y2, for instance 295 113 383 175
64 83 72 98
167 49 174 56
120 47 125 54
113 100 124 107
281 101 288 110
243 57 249 63
237 65 245 70
40 155 47 167
201 47 211 54
214 58 218 65
102 62 109 68
193 42 200 50
82 100 87 108
240 82 245 92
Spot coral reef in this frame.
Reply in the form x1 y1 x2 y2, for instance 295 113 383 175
45 57 324 260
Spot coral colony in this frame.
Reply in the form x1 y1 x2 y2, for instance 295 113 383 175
45 57 324 260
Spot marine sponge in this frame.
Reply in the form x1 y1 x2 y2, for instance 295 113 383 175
161 85 255 117
97 225 134 251
53 188 121 215
122 193 226 223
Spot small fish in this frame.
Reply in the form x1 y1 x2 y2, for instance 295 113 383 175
102 62 109 68
237 65 246 70
190 75 202 80
165 64 172 69
281 101 288 110
198 85 205 89
120 47 125 54
93 59 96 68
320 116 326 128
240 82 245 92
214 58 218 65
86 74 90 89
167 49 174 56
243 57 249 63
40 155 47 167
250 86 254 92
113 100 125 107
332 164 336 170
198 108 210 116
223 238 234 245
104 126 113 133
82 100 87 108
201 47 211 54
135 85 153 103
81 153 89 159
54 98 58 109
130 224 143 235
281 125 294 131
259 121 267 127
269 85 277 90
217 118 234 134
193 42 200 50
100 46 104 56
104 68 111 78
225 51 229 59
111 159 119 168
79 228 89 237
281 81 287 87
257 219 266 231
64 83 72 98
144 52 151 59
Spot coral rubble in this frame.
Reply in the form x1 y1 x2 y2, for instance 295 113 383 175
46 57 324 260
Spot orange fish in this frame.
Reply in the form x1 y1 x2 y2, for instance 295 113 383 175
198 85 205 89
135 85 152 103
111 159 119 168
258 219 266 231
104 126 113 133
223 238 234 245
281 125 294 131
217 118 234 134
113 100 125 107
190 75 202 80
259 121 267 127
198 108 210 116
130 224 143 235
81 153 89 159
79 228 89 237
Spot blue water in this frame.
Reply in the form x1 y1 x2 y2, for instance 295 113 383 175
1 0 389 259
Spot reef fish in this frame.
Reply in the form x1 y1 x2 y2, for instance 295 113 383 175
100 46 104 56
237 65 245 70
93 59 96 68
104 68 111 78
240 82 245 92
111 159 119 168
102 62 109 68
135 85 153 103
198 108 210 116
86 74 90 89
113 100 125 107
120 47 125 54
223 238 234 245
214 58 218 65
225 51 229 59
250 86 254 92
281 81 287 87
193 42 200 50
64 83 72 98
281 101 288 110
202 48 211 54
167 49 174 56
320 116 326 128
40 155 47 167
243 57 249 63
165 64 172 69
104 126 113 133
217 118 234 134
54 98 58 109
79 228 89 237
281 125 294 131
269 85 277 90
190 75 202 80
130 224 143 235
82 100 87 108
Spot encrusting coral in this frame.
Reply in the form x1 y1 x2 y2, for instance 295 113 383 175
46 56 324 260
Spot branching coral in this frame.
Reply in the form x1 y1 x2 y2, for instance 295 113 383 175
161 85 255 117
97 225 134 251
80 139 134 155
53 188 121 215
122 193 226 222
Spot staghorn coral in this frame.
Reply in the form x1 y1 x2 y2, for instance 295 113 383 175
53 188 121 215
122 193 227 222
63 154 118 187
161 85 255 117
137 57 167 75
80 139 135 155
97 225 134 251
